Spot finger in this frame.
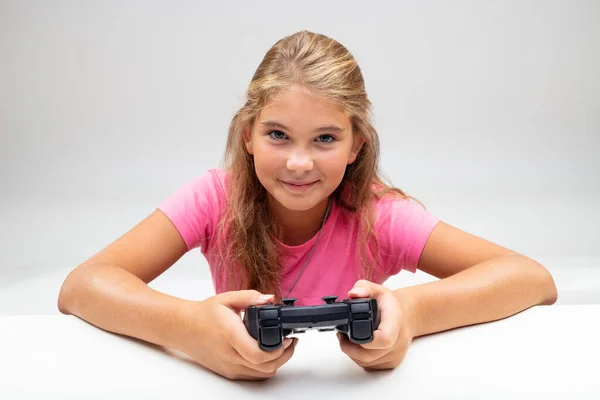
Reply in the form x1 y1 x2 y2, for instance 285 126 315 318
360 345 409 370
360 293 401 350
241 337 298 374
338 333 399 369
337 333 388 364
363 360 397 371
347 279 376 299
227 366 275 380
361 351 406 370
348 281 401 350
232 330 293 365
217 290 275 312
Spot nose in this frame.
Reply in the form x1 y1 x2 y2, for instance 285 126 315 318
286 151 314 172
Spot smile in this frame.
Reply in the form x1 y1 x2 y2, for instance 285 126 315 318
280 180 319 192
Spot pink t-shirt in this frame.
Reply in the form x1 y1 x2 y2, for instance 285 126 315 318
158 169 440 305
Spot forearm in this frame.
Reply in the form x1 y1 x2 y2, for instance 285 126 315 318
395 254 558 338
57 263 197 351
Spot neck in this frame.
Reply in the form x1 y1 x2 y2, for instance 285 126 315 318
268 196 330 246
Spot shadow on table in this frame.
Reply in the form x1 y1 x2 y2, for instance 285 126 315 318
92 320 400 389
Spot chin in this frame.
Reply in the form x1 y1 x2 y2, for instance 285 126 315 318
272 194 320 212
264 186 326 212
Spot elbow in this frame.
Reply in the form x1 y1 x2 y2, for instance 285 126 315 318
530 258 558 306
57 266 87 315
57 273 74 315
542 271 559 306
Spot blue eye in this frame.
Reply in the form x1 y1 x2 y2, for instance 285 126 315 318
268 130 287 140
317 134 335 143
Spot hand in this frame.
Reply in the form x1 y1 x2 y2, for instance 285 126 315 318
337 280 415 370
179 290 298 380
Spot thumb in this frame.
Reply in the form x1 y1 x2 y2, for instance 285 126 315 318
348 279 382 299
217 290 275 311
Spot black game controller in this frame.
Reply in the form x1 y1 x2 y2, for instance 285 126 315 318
243 296 380 351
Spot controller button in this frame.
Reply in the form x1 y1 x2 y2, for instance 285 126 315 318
260 326 281 347
351 320 372 340
350 302 371 314
259 309 279 321
281 298 297 306
322 296 338 304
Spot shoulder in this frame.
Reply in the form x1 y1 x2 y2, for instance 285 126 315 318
371 194 440 272
158 167 232 218
372 194 439 244
194 167 230 191
373 194 434 222
157 168 231 251
208 167 230 185
168 168 230 201
202 168 230 197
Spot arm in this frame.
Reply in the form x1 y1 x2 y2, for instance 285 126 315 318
58 208 298 380
395 221 558 338
57 209 196 351
337 220 558 370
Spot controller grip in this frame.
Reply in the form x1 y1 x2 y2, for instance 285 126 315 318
341 298 380 344
243 306 285 351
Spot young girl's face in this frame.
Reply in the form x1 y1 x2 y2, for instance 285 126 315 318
244 88 364 213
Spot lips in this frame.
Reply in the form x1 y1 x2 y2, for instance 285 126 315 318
283 181 317 186
280 180 319 192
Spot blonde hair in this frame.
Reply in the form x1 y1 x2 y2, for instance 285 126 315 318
217 30 415 300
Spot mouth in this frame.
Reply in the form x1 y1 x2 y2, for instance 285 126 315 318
280 180 319 192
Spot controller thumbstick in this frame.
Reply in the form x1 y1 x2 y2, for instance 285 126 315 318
322 296 338 304
281 298 297 306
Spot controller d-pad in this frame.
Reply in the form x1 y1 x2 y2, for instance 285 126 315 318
351 320 372 340
260 326 281 347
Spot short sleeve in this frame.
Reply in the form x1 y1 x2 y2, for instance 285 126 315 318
156 169 228 251
375 197 440 275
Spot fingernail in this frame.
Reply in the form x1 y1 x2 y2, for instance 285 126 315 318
284 338 293 349
351 287 368 296
258 294 274 302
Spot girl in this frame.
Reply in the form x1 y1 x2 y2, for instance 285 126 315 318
57 30 558 381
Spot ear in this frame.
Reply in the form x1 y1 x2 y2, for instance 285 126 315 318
242 125 254 155
347 136 365 164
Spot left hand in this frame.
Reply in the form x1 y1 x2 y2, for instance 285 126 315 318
337 280 416 370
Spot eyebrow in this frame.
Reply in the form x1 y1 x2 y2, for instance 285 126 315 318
260 120 345 134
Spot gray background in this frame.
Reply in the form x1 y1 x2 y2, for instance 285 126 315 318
1 0 599 313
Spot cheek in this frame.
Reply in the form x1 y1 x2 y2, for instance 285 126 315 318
252 144 286 181
318 148 353 172
253 143 284 166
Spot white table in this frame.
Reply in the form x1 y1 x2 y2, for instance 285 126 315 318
1 305 599 399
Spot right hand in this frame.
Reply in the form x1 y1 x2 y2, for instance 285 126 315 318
179 290 298 381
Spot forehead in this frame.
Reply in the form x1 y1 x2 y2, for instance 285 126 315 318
258 89 350 128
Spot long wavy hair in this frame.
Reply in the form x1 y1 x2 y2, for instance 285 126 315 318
216 30 418 301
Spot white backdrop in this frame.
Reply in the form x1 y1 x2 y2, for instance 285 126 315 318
1 1 599 313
